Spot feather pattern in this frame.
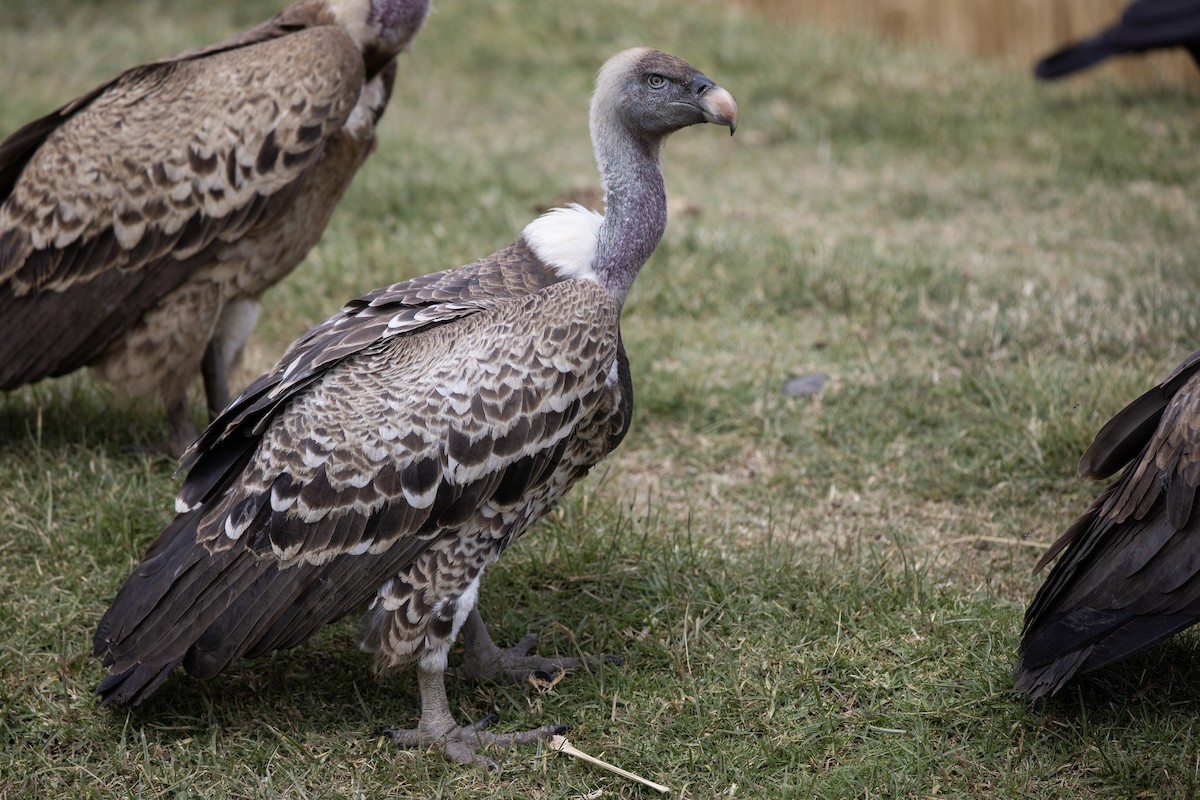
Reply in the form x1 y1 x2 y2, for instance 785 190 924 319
0 0 429 456
95 265 629 702
1016 347 1200 697
93 48 737 766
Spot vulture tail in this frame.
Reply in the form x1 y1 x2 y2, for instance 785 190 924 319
94 505 416 704
93 509 272 705
1016 510 1200 697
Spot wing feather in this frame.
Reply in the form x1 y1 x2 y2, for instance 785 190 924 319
175 239 563 505
214 280 615 563
95 277 619 700
2 25 363 289
0 25 365 385
1018 351 1200 696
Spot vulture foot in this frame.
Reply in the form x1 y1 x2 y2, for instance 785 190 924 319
394 659 570 767
381 713 569 769
456 609 622 685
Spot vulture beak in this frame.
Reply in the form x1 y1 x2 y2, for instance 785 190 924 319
698 82 738 136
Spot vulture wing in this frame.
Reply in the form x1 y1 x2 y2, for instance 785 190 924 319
0 21 366 387
0 8 310 199
93 269 616 705
1033 0 1200 79
1077 346 1200 480
1016 347 1200 697
176 239 564 505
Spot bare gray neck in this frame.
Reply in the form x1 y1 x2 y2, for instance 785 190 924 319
592 128 668 309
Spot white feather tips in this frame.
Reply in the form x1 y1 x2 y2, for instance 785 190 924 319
522 204 604 282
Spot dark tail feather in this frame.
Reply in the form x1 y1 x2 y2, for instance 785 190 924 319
1014 647 1090 699
95 508 408 701
1017 510 1200 697
1016 611 1200 698
96 658 185 707
93 509 270 704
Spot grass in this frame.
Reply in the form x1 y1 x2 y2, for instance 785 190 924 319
4 0 1200 796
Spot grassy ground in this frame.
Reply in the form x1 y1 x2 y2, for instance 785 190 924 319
4 0 1200 797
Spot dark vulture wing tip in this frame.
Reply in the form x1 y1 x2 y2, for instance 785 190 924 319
94 659 183 707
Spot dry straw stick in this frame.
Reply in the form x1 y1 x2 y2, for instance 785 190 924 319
550 734 670 793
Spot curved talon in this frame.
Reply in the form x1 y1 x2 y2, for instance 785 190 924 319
510 632 539 657
379 726 421 748
468 712 499 731
574 652 624 671
457 609 623 685
381 716 569 767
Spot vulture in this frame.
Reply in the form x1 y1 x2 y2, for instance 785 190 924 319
93 48 738 766
0 0 430 456
1016 347 1200 697
1033 0 1200 80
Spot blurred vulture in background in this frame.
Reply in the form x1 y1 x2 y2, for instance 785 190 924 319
92 48 738 766
1034 0 1200 80
0 0 429 456
1016 348 1200 697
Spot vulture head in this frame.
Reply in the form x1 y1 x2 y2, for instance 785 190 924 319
572 48 736 306
591 47 738 154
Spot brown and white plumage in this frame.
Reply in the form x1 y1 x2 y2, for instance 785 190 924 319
0 0 429 456
93 47 736 766
1016 347 1200 697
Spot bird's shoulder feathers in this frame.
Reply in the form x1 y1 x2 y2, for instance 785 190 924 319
0 24 365 295
183 276 618 568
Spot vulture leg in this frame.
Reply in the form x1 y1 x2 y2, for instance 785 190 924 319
382 659 568 768
200 340 230 420
165 394 198 460
203 296 261 418
455 608 622 684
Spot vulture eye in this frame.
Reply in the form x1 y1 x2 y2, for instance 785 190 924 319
646 74 667 89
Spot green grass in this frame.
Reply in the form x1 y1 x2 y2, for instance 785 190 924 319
4 0 1200 796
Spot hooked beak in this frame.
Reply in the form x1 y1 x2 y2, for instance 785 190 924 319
699 85 738 136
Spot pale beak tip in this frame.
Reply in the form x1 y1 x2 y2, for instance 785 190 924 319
701 85 739 137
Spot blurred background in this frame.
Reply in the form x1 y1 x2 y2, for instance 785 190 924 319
744 0 1200 87
3 0 1200 796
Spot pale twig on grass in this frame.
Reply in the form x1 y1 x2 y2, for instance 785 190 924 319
550 734 670 793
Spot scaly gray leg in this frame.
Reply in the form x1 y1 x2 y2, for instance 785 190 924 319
382 661 568 768
203 296 260 418
456 609 622 684
200 338 229 419
165 395 198 460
